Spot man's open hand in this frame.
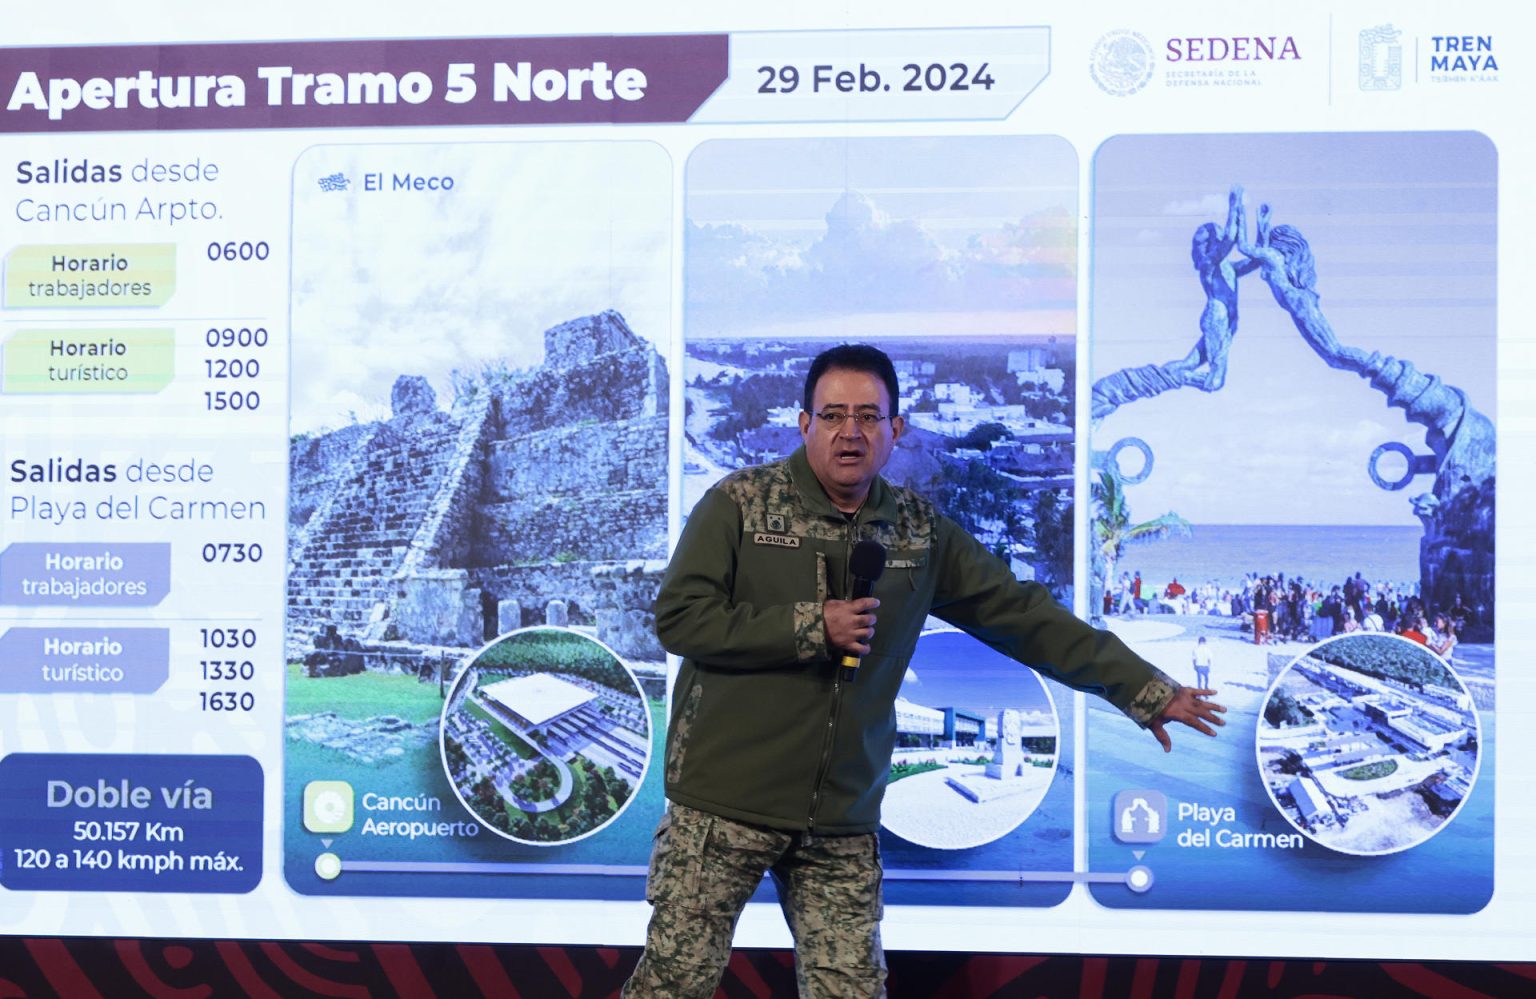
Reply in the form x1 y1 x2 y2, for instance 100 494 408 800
1149 687 1227 753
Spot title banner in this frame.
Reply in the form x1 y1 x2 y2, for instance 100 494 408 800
0 35 729 132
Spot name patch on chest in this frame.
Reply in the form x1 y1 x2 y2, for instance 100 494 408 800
753 532 801 548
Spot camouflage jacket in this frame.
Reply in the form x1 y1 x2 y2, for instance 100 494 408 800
656 446 1177 835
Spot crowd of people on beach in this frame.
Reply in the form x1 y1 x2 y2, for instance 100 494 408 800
1108 568 1474 660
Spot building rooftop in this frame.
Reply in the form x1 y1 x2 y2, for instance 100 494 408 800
481 673 595 726
1289 776 1329 821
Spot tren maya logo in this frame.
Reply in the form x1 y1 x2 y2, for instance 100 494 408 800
1359 24 1404 91
1428 33 1499 81
1091 29 1155 96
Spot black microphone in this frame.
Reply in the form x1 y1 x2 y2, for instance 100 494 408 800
839 539 886 683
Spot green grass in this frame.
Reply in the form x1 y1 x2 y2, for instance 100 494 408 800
283 694 669 876
1338 759 1399 781
888 760 946 783
286 661 444 725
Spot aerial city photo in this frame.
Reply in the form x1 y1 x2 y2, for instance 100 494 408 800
682 135 1085 900
684 333 1074 595
1258 633 1479 856
684 134 1082 602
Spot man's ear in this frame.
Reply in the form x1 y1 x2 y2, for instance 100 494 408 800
889 414 905 443
798 410 812 439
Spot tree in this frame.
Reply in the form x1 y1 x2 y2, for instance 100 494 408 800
1029 488 1073 596
710 373 797 442
955 421 1010 452
1264 690 1308 728
472 778 500 814
1091 469 1192 618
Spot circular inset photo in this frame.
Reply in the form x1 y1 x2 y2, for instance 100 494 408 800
880 629 1061 850
440 627 651 846
1255 633 1480 856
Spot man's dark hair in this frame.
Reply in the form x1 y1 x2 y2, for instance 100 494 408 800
802 344 901 416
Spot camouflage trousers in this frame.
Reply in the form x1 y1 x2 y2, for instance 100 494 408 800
622 803 887 999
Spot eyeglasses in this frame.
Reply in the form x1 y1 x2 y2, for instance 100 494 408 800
812 409 889 430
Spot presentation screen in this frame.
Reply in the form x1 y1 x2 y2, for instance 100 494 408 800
1 0 1531 961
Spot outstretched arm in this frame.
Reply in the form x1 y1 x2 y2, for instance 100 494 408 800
1244 202 1369 370
1232 192 1282 275
1231 189 1257 257
1224 185 1243 244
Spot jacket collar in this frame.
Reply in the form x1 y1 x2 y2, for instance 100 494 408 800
786 445 899 526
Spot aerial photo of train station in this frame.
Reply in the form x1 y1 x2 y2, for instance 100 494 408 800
442 628 650 844
1257 634 1479 855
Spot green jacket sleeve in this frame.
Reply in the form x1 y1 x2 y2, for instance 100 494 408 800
654 487 829 668
929 516 1178 727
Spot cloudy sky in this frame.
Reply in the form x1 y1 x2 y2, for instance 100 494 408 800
1091 132 1496 526
289 141 671 432
684 135 1079 339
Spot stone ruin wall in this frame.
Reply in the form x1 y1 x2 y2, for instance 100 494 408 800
455 306 668 585
543 310 657 374
495 316 666 431
453 308 669 639
1419 479 1495 643
487 417 666 500
385 557 668 669
287 402 474 642
475 416 668 564
471 560 666 661
288 422 375 533
289 309 669 671
397 392 498 573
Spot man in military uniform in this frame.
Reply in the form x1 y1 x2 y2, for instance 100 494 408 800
624 344 1225 998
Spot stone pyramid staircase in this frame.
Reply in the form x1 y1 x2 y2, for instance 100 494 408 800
286 410 467 639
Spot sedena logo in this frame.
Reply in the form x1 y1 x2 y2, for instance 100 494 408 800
1164 36 1301 62
1090 30 1156 97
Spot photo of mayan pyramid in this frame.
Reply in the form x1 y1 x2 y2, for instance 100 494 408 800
285 310 668 691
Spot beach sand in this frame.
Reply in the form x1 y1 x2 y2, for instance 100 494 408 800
1103 612 1298 715
1103 612 1493 708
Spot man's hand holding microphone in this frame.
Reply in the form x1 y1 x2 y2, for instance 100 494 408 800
825 540 885 683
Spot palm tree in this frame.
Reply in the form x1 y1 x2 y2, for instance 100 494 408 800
1091 470 1192 619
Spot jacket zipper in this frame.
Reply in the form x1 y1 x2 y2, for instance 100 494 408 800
805 516 857 840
